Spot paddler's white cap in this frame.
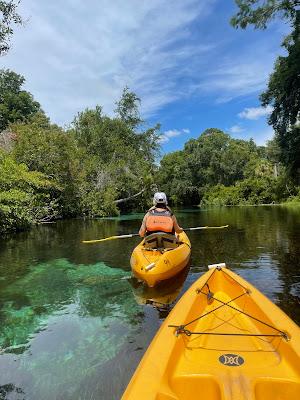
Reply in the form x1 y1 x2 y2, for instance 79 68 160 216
153 192 168 205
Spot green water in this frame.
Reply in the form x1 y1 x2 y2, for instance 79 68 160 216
0 206 300 399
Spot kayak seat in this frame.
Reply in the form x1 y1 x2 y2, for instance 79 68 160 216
143 232 179 250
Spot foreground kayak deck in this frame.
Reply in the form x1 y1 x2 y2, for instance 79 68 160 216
122 265 300 399
130 232 191 287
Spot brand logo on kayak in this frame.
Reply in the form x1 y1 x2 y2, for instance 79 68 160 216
219 354 244 366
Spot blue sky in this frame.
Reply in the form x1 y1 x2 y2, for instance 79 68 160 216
1 0 291 153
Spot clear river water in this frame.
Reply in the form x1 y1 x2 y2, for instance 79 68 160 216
0 206 300 399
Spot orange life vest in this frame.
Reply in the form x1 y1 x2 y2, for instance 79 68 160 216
145 209 174 233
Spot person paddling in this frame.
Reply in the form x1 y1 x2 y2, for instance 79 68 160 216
139 192 183 238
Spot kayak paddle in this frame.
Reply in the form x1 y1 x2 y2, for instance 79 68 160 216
184 224 229 231
82 225 229 243
82 233 140 244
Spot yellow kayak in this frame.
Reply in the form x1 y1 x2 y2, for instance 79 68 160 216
130 231 191 287
122 264 300 399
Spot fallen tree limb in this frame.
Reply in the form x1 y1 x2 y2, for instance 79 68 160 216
114 188 145 204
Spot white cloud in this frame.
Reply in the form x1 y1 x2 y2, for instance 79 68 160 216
197 57 275 103
193 22 286 104
1 0 216 125
159 128 190 143
229 125 244 134
238 105 273 120
1 0 284 127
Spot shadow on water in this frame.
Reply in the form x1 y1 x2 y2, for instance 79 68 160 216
0 206 300 399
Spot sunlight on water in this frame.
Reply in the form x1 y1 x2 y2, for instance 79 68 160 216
0 206 300 399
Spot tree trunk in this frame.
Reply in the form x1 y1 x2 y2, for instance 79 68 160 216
274 163 278 178
114 188 145 204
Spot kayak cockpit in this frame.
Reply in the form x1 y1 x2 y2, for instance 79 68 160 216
131 232 191 287
143 232 179 250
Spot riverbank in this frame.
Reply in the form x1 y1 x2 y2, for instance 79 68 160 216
200 201 300 208
2 199 300 238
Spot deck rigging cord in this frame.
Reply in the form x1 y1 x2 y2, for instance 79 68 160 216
169 267 288 340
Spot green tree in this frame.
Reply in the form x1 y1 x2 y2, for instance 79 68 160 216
231 2 300 181
114 87 143 129
231 0 300 29
201 176 279 206
156 150 197 204
72 94 160 216
184 129 259 188
0 0 22 55
260 15 300 178
12 119 82 216
0 149 60 234
158 129 274 205
0 69 42 131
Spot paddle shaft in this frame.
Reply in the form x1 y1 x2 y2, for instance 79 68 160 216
184 225 229 231
82 225 228 244
82 233 139 244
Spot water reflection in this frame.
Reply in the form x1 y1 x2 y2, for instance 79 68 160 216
0 206 300 399
130 265 190 318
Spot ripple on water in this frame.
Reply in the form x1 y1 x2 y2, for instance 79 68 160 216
1 206 300 399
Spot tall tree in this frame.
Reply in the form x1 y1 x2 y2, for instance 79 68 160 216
231 1 300 180
260 13 300 178
114 86 143 129
0 69 42 131
0 0 23 55
72 103 160 215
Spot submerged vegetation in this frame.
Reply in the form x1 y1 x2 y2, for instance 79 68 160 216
0 257 140 398
0 259 134 352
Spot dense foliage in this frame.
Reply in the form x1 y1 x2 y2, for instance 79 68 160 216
261 13 300 179
0 69 42 131
2 0 300 237
1 67 299 235
231 0 300 29
156 128 292 206
71 102 160 216
0 73 161 233
0 0 22 55
11 115 82 216
231 2 300 182
0 149 60 233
